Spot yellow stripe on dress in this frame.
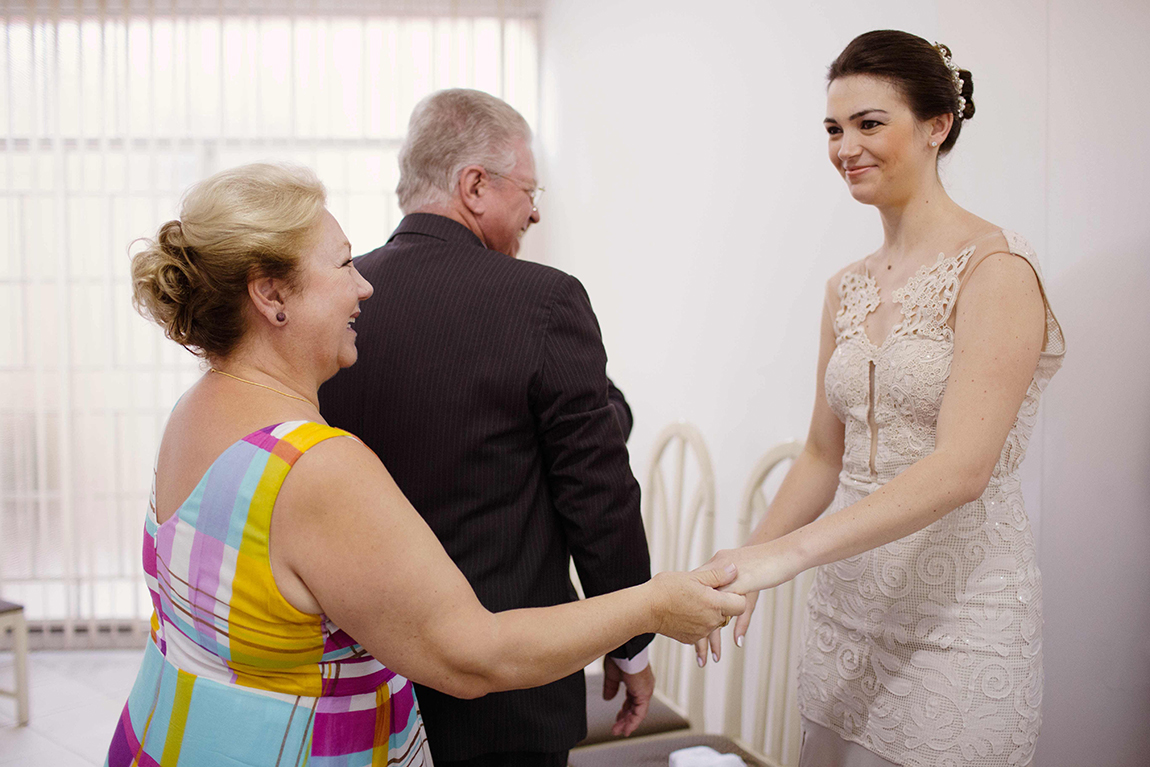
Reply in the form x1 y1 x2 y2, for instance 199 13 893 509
160 668 196 764
373 684 391 766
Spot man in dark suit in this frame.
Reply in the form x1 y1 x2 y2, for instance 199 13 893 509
319 89 654 767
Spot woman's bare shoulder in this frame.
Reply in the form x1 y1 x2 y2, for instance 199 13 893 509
154 377 319 520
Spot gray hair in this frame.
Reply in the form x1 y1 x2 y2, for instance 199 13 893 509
396 88 532 213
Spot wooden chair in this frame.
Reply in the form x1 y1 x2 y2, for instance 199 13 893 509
0 598 30 725
723 441 813 767
574 422 715 756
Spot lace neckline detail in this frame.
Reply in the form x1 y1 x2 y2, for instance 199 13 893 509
836 243 981 351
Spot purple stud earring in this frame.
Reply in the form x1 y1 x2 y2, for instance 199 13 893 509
276 312 286 323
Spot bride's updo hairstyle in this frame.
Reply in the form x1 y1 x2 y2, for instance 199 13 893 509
828 30 976 154
131 163 326 359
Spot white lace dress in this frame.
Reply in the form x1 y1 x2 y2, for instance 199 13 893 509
796 231 1065 767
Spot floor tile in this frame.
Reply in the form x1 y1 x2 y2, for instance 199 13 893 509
0 650 141 765
23 665 119 719
28 695 121 765
32 650 141 702
0 650 137 725
0 724 97 766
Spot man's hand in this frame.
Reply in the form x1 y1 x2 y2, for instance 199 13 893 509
602 657 655 737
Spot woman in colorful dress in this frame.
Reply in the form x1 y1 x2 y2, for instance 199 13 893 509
106 163 745 767
699 30 1064 766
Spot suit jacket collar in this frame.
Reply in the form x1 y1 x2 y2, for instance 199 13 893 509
388 213 486 250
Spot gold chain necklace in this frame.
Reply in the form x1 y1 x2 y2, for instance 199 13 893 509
209 368 313 405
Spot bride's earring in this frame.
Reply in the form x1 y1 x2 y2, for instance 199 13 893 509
931 141 938 147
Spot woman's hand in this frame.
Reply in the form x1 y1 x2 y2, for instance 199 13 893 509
647 566 747 645
692 542 800 666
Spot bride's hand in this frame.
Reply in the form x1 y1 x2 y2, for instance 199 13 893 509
692 543 796 666
690 549 750 666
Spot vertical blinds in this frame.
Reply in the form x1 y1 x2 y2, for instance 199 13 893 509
0 0 539 632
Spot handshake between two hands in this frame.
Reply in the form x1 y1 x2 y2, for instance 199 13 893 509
689 548 762 670
671 541 795 668
605 543 792 737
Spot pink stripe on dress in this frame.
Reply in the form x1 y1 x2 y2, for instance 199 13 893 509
187 530 227 650
310 707 377 756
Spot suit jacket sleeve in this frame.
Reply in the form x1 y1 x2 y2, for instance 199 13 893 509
531 274 653 660
606 378 634 441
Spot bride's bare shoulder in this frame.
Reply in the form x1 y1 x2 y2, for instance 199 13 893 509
824 255 871 303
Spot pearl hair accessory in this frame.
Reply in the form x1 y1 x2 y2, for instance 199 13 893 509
933 42 967 118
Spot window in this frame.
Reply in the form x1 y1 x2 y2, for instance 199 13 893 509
0 0 540 640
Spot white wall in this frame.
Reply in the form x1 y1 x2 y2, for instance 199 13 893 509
535 1 1150 764
1036 3 1150 765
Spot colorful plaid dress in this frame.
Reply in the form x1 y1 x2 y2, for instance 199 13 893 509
106 421 432 767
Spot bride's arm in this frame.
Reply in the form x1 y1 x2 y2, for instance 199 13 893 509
724 253 1045 596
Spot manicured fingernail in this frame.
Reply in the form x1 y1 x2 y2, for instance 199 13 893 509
697 655 705 667
712 651 719 662
724 564 737 575
735 635 744 648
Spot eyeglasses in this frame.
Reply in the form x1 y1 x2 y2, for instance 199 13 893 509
487 170 545 207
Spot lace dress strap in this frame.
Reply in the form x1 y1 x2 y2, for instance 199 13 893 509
834 268 880 341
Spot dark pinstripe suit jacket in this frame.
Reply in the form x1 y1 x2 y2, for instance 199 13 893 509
318 213 653 760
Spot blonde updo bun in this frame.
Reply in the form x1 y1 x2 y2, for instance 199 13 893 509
131 163 326 359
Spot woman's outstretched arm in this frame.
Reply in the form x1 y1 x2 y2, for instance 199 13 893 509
271 436 746 700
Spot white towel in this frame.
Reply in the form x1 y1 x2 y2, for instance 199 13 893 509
668 745 748 767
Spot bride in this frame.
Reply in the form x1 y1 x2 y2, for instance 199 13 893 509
700 30 1064 767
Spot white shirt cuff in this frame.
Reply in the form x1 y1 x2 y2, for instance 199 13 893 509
610 647 650 675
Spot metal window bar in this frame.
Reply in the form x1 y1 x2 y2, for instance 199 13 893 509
0 0 539 648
